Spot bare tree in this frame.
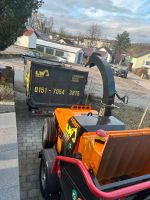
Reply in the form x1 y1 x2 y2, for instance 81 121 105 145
59 26 67 38
77 32 85 44
44 16 54 35
31 12 54 35
87 24 101 47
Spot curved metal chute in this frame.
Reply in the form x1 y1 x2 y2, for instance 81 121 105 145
85 53 116 116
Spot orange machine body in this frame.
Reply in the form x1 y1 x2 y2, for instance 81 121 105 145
54 106 150 184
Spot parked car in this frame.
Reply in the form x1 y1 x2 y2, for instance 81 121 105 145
23 51 67 63
111 65 128 78
23 51 41 58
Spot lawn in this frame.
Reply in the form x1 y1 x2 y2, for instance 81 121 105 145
89 97 150 130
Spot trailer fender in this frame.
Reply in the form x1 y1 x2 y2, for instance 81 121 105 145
39 149 54 170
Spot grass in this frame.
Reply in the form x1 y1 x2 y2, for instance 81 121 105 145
112 104 150 129
88 96 150 130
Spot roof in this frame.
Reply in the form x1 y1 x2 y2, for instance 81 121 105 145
127 45 150 58
131 51 150 58
99 46 112 55
23 29 35 36
37 39 82 53
99 51 107 57
59 38 74 45
82 47 94 56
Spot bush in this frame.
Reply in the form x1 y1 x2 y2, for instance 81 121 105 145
0 83 14 101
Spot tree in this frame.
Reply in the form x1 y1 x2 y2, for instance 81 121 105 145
77 32 85 44
59 26 67 38
87 24 101 47
32 13 54 35
0 0 43 50
112 31 131 54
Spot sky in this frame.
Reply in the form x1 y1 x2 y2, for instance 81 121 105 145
40 0 150 43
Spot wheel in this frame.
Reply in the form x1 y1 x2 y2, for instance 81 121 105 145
130 188 150 200
42 117 57 149
39 159 60 200
28 105 32 111
26 100 32 111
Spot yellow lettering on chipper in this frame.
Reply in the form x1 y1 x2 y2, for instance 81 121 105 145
65 123 78 143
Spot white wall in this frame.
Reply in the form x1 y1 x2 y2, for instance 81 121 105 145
16 33 37 48
68 52 76 63
16 35 29 48
100 47 106 52
107 53 112 63
99 47 112 63
28 33 37 48
132 58 138 69
58 39 66 44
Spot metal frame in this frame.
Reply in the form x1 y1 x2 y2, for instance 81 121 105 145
52 155 150 200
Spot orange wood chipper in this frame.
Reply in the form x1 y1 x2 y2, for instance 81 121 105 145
39 53 150 200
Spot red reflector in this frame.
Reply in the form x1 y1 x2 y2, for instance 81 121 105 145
96 129 107 137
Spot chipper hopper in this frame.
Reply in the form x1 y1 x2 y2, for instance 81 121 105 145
39 53 150 200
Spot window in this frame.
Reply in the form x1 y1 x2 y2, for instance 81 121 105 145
145 61 150 65
55 50 64 57
143 61 150 66
36 45 44 52
46 48 54 55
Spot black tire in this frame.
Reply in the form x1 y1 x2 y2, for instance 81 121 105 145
42 117 57 149
131 189 150 200
26 100 32 111
39 159 60 200
28 105 32 111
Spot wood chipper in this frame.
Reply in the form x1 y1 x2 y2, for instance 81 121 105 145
39 53 150 200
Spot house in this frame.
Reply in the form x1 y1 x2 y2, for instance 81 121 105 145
82 47 94 57
131 51 150 77
58 38 74 46
83 38 113 48
15 29 37 48
82 47 95 64
36 39 84 64
98 47 112 63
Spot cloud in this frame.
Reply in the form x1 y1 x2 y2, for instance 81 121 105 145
39 0 150 42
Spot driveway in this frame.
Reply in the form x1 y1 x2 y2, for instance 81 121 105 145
15 92 44 200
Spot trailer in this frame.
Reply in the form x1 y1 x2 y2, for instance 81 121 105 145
23 55 88 114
